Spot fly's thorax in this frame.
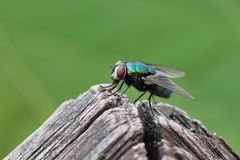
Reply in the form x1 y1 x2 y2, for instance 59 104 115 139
126 62 156 75
124 73 148 92
111 61 127 81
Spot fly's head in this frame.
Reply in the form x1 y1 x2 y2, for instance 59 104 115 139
111 61 126 85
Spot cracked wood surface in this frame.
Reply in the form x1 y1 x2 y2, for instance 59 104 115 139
4 84 239 160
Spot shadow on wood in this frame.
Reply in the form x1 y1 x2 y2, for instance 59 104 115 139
4 84 239 160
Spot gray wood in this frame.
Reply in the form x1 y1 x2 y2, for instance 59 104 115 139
4 84 239 160
138 102 239 160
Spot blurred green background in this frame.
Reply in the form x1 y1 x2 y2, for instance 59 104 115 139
0 0 240 158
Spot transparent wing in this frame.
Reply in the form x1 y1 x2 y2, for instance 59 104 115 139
144 75 194 99
147 64 185 78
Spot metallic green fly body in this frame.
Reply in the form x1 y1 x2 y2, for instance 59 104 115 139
102 61 193 113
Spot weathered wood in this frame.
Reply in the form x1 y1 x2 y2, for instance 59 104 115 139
138 102 239 160
4 84 239 160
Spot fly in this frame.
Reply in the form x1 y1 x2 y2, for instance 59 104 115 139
101 61 194 114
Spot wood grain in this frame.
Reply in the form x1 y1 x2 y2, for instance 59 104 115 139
4 84 239 160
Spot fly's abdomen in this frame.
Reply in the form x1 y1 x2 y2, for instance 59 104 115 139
148 85 172 98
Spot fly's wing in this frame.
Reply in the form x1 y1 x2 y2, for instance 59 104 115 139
143 75 194 99
146 64 186 78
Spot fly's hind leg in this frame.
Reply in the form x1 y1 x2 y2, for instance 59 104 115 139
152 95 157 104
148 93 154 115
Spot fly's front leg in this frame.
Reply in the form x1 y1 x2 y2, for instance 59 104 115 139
100 83 116 92
100 83 114 89
111 81 124 95
107 83 118 93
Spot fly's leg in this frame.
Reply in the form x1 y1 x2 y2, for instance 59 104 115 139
100 83 116 92
100 83 114 89
152 95 157 104
148 93 154 115
100 83 115 88
134 91 147 104
121 86 130 95
111 81 124 95
108 83 117 92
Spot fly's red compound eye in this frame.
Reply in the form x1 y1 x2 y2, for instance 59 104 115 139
112 64 126 80
116 64 126 80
